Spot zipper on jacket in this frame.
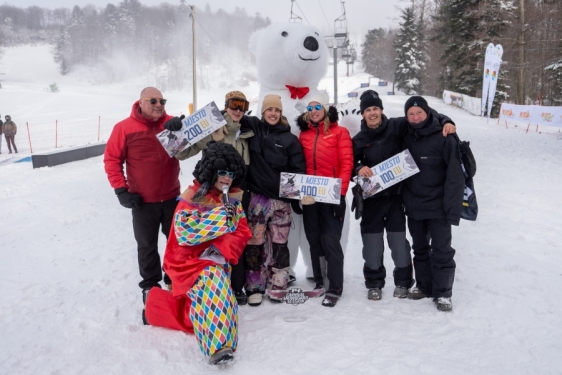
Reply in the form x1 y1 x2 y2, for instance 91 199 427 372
313 126 320 174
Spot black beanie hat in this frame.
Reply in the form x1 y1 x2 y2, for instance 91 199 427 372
360 90 384 114
404 96 430 115
192 141 246 199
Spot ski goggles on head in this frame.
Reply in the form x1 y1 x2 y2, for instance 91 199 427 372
225 98 249 112
307 104 323 112
143 98 167 105
217 170 236 179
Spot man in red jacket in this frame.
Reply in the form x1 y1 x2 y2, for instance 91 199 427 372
104 87 181 302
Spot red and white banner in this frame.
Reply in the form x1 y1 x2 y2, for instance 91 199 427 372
499 103 562 127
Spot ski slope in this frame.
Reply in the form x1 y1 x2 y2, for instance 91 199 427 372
1 44 562 375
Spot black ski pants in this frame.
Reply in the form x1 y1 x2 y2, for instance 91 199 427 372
229 189 250 293
132 198 177 289
360 195 413 289
303 201 345 296
407 217 456 298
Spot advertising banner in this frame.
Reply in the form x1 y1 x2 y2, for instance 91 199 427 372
499 103 562 127
481 43 495 117
157 102 226 157
352 150 419 199
486 44 503 118
443 90 481 116
279 173 341 205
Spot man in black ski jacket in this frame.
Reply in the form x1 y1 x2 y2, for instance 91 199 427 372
401 96 464 312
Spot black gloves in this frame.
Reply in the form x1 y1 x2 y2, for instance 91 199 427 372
223 202 236 220
115 188 143 209
350 185 363 220
332 195 346 219
291 200 303 215
163 115 185 131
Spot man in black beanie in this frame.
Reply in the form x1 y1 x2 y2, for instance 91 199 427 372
401 95 465 312
351 90 457 302
404 95 430 118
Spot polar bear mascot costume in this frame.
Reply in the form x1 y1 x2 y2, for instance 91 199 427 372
249 23 351 284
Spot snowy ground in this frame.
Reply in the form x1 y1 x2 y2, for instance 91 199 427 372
1 45 562 375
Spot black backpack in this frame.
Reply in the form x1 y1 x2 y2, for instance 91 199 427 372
453 134 478 221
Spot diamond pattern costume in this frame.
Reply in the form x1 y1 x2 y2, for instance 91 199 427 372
144 181 251 358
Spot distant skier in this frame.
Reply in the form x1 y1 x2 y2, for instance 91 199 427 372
2 115 18 154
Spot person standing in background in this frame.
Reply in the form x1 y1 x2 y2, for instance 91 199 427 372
0 114 3 154
3 115 18 154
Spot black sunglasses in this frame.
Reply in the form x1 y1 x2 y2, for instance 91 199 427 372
143 97 167 105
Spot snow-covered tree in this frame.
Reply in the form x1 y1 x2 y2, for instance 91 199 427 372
433 0 482 96
394 7 425 95
544 54 562 105
361 28 396 82
53 28 71 74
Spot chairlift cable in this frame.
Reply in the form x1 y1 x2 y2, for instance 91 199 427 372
317 0 333 31
293 0 312 25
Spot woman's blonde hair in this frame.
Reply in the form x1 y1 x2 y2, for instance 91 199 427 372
303 108 330 133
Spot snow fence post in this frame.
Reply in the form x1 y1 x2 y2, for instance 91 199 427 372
26 122 33 154
55 120 58 148
98 116 101 142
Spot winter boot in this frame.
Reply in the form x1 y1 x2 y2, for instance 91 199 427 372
321 295 338 307
142 309 149 325
271 267 290 290
209 347 234 365
393 286 409 299
248 293 263 306
367 288 382 300
142 285 161 305
314 284 326 297
435 297 453 312
234 290 248 305
407 286 429 300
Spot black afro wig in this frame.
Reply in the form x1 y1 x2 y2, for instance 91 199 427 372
193 141 246 188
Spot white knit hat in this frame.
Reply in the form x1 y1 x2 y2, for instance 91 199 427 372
305 90 330 109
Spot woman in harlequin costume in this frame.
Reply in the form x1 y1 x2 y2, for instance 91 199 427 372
143 141 251 365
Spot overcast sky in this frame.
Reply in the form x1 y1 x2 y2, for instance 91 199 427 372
7 0 405 40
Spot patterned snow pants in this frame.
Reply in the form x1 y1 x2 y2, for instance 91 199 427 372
244 193 292 293
187 265 238 357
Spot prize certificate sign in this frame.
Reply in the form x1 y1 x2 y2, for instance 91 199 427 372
279 173 341 205
353 149 419 199
157 101 226 157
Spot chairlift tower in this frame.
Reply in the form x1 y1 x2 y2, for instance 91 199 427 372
342 44 357 76
289 0 302 23
324 1 349 104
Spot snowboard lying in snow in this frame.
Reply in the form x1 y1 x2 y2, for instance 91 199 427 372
266 287 325 305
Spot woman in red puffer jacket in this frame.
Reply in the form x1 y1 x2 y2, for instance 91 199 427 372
296 92 353 307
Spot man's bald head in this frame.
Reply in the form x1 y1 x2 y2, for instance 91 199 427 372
139 87 165 121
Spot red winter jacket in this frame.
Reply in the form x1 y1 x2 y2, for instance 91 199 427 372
298 121 354 196
104 101 180 202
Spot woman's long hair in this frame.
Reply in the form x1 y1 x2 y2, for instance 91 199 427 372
302 108 330 134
